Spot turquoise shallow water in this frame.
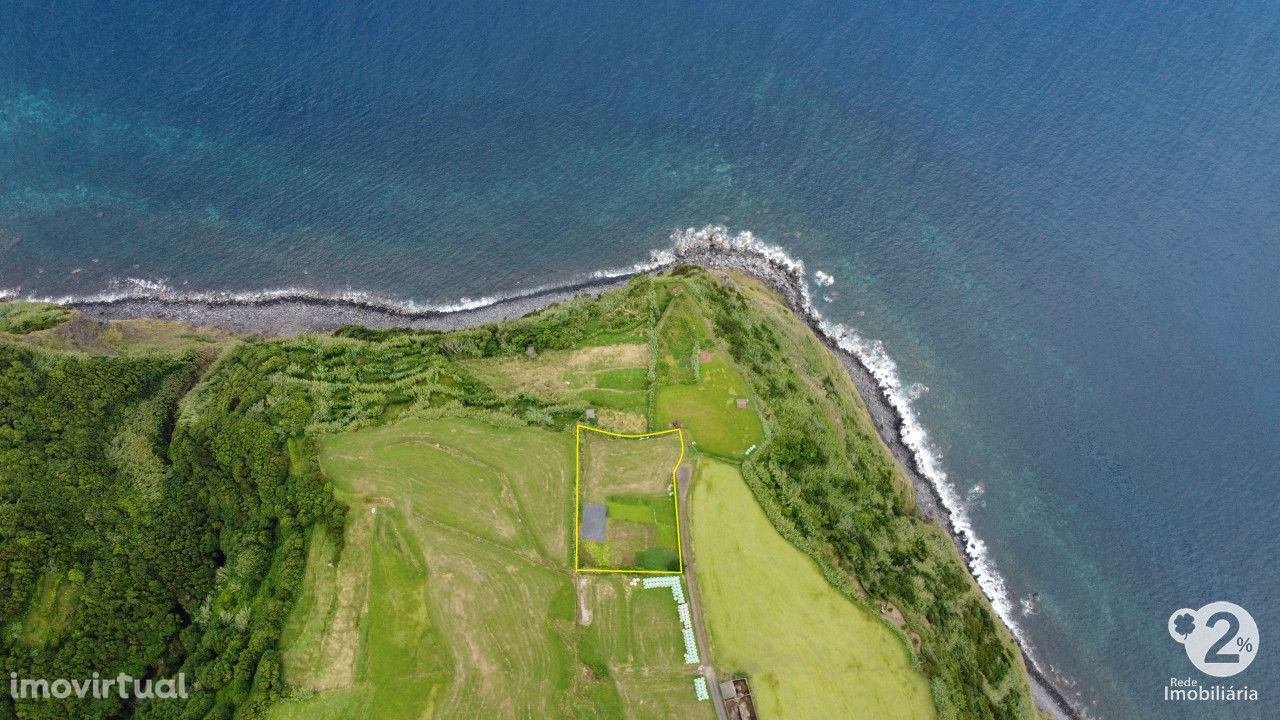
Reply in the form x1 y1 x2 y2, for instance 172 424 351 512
3 2 1279 717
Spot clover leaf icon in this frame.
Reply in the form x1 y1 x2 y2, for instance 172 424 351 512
1173 612 1195 640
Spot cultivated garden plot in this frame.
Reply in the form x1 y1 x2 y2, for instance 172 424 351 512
575 426 686 573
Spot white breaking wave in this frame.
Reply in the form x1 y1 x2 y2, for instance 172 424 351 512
824 324 1024 643
589 247 676 279
668 224 1027 653
813 270 836 287
24 278 514 315
4 248 680 317
1021 592 1040 617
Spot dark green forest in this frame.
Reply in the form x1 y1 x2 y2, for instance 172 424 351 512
0 340 342 720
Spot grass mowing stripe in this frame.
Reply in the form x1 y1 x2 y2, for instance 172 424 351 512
690 459 936 720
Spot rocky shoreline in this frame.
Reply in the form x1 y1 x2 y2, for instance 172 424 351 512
668 242 1083 720
71 276 636 336
68 231 1082 720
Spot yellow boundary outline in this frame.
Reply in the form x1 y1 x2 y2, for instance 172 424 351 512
574 424 686 575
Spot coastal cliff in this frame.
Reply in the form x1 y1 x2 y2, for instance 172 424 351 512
4 227 1080 719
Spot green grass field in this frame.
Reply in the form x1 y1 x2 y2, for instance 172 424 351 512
580 575 716 720
690 460 936 720
577 428 684 572
654 352 764 458
649 284 764 458
6 569 80 649
270 416 709 718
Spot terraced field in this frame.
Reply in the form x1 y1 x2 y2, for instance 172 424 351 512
689 459 936 720
269 416 710 719
461 343 650 431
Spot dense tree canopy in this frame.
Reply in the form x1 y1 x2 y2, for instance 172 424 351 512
0 342 342 720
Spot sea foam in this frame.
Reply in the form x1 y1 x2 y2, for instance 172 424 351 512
10 247 682 318
667 225 1028 654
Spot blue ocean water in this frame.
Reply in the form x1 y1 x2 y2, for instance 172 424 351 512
3 2 1278 717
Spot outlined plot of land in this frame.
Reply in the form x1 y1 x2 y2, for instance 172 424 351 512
575 425 686 574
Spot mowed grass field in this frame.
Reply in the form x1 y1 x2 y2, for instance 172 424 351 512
577 428 684 572
580 575 716 720
690 460 936 720
654 352 763 458
269 416 710 719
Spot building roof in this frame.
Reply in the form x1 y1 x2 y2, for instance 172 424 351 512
581 503 607 542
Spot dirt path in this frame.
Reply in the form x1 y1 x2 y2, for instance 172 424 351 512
677 461 730 720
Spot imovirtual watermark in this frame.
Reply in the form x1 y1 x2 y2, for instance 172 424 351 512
1164 601 1261 706
7 672 189 701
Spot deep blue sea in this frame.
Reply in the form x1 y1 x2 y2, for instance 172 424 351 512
3 2 1277 717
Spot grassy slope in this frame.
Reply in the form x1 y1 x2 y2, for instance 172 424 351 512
654 292 705 385
651 284 765 458
273 417 574 718
0 306 234 357
0 301 74 334
8 569 81 649
654 352 764 458
462 343 651 418
691 459 935 719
